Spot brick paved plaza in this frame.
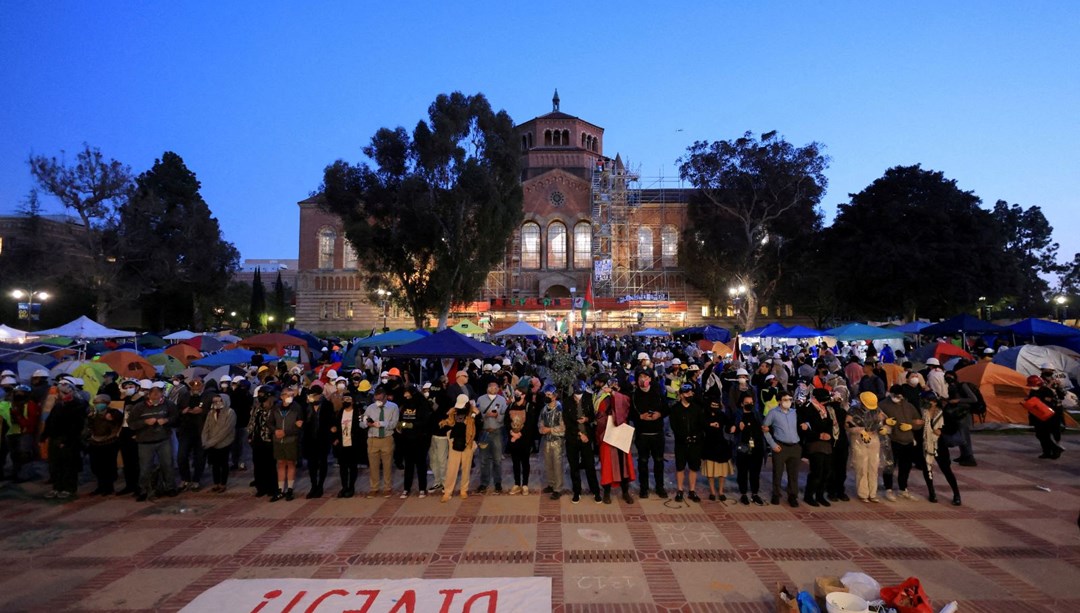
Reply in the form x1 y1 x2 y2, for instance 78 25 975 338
1 433 1077 612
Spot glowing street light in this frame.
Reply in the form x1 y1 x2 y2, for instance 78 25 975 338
9 288 50 328
375 289 391 332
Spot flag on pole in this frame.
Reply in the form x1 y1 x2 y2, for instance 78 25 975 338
581 277 593 325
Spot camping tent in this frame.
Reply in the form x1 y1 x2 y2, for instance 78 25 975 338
673 325 732 343
632 328 670 337
34 316 135 340
191 348 278 367
383 329 504 359
97 351 156 379
163 329 200 341
910 342 973 364
921 314 1008 337
164 343 203 365
181 335 225 353
148 353 186 377
494 321 548 338
450 319 485 337
993 345 1080 384
956 361 1045 425
240 333 310 356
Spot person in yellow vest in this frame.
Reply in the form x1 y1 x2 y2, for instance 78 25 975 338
759 374 782 415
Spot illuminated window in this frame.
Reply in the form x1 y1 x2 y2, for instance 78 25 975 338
547 222 567 269
573 222 592 269
636 227 653 269
521 223 540 269
343 241 358 270
318 227 336 269
661 225 678 267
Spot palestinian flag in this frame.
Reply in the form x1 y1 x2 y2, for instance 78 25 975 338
581 277 594 324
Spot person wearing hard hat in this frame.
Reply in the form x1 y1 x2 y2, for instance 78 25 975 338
439 393 482 502
845 391 889 503
2 384 36 482
129 381 179 501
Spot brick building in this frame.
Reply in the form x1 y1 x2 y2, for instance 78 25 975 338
294 93 715 334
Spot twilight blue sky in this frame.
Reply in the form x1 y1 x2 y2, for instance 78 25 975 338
2 2 1078 266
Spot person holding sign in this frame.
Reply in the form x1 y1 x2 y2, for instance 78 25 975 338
594 374 635 504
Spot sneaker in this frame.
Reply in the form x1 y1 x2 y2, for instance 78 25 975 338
718 494 727 502
655 488 668 499
189 483 200 492
476 485 488 495
621 490 633 504
603 491 612 504
838 493 850 502
572 493 581 504
817 497 831 507
859 497 870 503
418 491 426 499
884 490 897 502
899 490 918 501
509 485 522 495
688 491 701 503
789 497 800 508
550 491 561 500
952 495 962 506
868 497 880 503
521 486 529 495
239 462 246 470
365 491 375 499
270 490 284 502
804 497 819 507
739 494 750 505
338 489 350 498
594 492 603 503
400 492 409 499
494 485 503 494
770 495 780 505
708 494 717 501
284 489 294 501
57 491 72 499
136 492 149 502
674 491 684 502
751 495 764 506
382 490 392 498
927 493 938 503
639 489 649 500
956 457 977 467
541 486 553 494
44 490 60 499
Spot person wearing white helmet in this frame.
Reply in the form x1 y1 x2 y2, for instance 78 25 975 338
116 378 145 496
924 358 947 399
128 379 179 501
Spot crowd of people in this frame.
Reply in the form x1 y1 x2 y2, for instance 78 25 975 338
0 333 1070 506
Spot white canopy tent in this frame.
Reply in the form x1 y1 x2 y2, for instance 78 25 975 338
493 321 548 338
33 316 135 340
163 329 200 341
0 324 33 342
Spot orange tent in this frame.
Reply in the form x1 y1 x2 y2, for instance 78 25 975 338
955 361 1077 426
239 333 309 356
164 343 202 365
880 363 906 389
97 351 157 380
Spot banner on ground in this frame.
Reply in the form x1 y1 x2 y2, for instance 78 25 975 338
180 577 551 613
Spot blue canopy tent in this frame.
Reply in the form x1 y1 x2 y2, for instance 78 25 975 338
1005 318 1080 343
921 314 1009 337
746 323 790 338
191 348 278 367
775 325 824 339
673 325 731 343
383 329 504 359
353 329 425 349
823 323 902 341
286 328 323 349
890 321 934 334
632 328 671 337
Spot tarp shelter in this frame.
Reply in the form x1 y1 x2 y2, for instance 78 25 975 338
890 321 933 334
353 329 425 348
286 328 323 349
823 323 902 341
1005 318 1080 343
34 316 135 340
910 342 973 364
494 321 548 338
240 333 310 356
955 361 1077 427
994 345 1080 384
632 328 670 337
164 343 203 365
674 325 732 343
744 323 789 338
0 324 32 342
163 329 200 341
192 348 278 367
384 329 504 359
97 351 156 379
181 335 225 353
776 325 823 339
450 319 485 337
921 314 1009 337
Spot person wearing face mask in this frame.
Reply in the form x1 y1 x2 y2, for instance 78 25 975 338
360 387 399 498
269 387 304 501
537 384 566 500
826 390 851 502
670 384 705 503
944 370 978 467
175 376 207 492
701 398 734 502
505 387 534 495
228 377 252 471
474 380 508 495
563 380 600 504
799 388 837 507
630 371 668 499
40 380 87 499
398 385 432 498
83 393 124 496
922 397 962 505
726 368 755 414
114 380 143 496
129 382 179 501
880 385 929 502
248 385 278 498
201 393 236 493
332 394 363 497
734 391 765 506
763 389 802 507
301 384 335 499
846 391 889 503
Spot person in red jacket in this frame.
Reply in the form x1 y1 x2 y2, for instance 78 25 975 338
594 374 635 504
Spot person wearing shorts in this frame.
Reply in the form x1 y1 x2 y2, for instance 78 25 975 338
670 384 705 503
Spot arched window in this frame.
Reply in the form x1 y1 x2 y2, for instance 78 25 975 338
521 135 528 151
547 222 567 269
318 227 336 269
573 222 592 269
527 132 534 148
562 130 570 146
661 225 678 267
581 133 587 148
521 223 541 269
343 241 359 270
592 138 598 152
636 227 654 269
544 130 552 146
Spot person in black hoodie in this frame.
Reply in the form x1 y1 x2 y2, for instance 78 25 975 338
670 383 705 503
398 385 433 498
302 384 336 498
734 391 765 506
630 370 668 499
176 378 207 491
41 380 86 499
701 397 734 502
563 381 600 504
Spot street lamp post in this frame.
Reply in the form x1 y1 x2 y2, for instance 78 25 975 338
376 289 390 332
10 288 50 330
728 284 747 328
1055 295 1068 323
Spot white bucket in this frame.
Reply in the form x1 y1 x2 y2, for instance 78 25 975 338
826 591 869 613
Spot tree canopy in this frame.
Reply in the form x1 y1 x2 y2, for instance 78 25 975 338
320 92 522 328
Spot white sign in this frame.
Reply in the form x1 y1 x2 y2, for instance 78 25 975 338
602 415 635 453
180 577 551 613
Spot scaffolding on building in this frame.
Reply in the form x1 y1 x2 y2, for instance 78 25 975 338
590 157 687 303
